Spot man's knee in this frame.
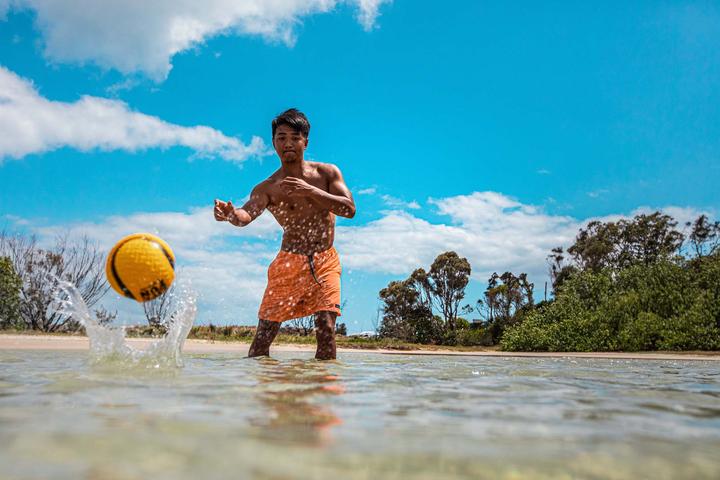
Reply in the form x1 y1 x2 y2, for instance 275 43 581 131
314 312 336 332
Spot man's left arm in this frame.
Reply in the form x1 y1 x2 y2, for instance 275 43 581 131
281 165 356 218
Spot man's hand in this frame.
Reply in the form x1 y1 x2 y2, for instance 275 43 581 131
280 177 318 197
214 199 236 222
215 199 254 226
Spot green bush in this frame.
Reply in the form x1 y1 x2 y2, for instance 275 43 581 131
0 257 22 330
660 293 720 350
618 312 665 351
187 325 255 340
455 317 470 330
502 256 720 351
615 262 693 320
455 327 493 346
441 329 457 346
499 312 552 351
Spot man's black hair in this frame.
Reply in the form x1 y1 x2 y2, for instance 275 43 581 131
272 108 310 138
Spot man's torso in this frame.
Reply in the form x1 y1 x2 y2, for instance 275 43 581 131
260 161 335 255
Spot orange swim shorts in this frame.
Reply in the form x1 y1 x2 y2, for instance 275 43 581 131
258 247 342 322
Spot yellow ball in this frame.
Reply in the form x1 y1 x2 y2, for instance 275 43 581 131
105 233 175 302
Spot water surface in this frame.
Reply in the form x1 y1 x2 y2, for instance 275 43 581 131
1 350 719 479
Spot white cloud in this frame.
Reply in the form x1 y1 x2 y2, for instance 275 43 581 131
2 214 30 226
0 66 268 161
5 0 391 81
587 188 609 198
355 0 390 30
104 77 141 96
33 206 281 250
338 192 709 282
355 187 419 208
338 192 581 280
380 194 421 210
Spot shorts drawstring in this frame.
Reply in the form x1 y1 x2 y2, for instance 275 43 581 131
307 255 322 285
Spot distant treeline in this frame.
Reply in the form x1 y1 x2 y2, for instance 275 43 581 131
376 212 720 351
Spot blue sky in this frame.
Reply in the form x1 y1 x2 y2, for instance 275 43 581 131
1 1 718 332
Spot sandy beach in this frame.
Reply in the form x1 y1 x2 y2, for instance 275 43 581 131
1 334 719 360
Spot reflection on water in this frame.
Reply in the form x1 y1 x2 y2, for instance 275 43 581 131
252 358 344 446
0 350 719 479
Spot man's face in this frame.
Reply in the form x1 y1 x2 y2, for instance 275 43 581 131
273 124 308 164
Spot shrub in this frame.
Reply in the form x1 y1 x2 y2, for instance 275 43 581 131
502 257 720 351
618 312 666 351
0 257 22 330
660 293 720 350
455 327 493 346
500 311 552 351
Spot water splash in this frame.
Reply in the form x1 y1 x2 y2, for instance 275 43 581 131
51 276 196 368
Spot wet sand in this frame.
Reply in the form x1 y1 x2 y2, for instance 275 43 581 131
1 334 719 360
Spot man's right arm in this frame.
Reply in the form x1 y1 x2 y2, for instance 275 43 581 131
215 184 269 227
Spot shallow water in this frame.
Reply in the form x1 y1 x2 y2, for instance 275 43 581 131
1 350 719 480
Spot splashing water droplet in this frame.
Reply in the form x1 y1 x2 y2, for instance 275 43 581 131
50 274 196 368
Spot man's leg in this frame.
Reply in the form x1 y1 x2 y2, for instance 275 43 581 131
248 319 281 357
314 311 337 360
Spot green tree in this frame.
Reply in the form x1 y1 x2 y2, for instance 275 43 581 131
0 257 22 330
566 212 683 273
619 212 684 267
429 252 472 332
335 322 347 336
378 279 436 342
567 220 620 272
547 246 577 293
410 252 472 333
686 215 720 259
478 271 534 342
378 251 471 344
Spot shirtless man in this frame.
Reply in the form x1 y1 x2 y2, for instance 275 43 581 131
213 109 355 360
